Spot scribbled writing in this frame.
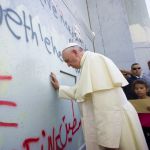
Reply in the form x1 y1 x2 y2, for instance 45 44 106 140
0 4 86 62
0 5 63 61
39 0 84 45
22 101 81 150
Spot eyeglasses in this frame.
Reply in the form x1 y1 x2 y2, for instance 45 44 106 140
132 67 141 70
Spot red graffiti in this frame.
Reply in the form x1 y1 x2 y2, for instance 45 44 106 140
0 74 17 127
0 75 12 80
0 122 18 127
22 101 81 150
0 100 17 107
0 100 18 127
23 137 40 150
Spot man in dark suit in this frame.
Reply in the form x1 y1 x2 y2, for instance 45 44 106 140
123 63 142 99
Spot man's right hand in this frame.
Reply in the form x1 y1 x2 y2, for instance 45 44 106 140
50 72 59 90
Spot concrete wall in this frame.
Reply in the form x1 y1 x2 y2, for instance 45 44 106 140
64 0 150 72
124 0 150 73
86 0 135 69
124 0 150 27
124 0 150 44
63 0 90 26
0 0 93 149
133 43 150 73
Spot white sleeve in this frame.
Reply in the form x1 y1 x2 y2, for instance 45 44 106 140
59 85 76 100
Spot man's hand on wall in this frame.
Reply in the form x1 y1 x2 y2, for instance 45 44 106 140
50 72 59 90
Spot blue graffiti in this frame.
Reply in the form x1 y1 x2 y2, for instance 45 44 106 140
0 5 63 61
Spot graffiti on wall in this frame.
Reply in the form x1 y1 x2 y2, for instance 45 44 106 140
0 1 84 149
22 101 81 150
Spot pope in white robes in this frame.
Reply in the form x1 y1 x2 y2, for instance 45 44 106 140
50 43 148 150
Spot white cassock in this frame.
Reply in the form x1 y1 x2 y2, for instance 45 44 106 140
59 51 148 150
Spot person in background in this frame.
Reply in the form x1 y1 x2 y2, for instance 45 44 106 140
50 43 148 150
132 79 150 149
120 69 131 79
132 79 150 100
123 63 143 99
142 60 150 88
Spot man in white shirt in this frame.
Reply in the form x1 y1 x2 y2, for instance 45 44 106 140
50 43 148 150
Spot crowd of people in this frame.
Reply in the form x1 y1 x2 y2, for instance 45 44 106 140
120 61 150 100
120 61 150 148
